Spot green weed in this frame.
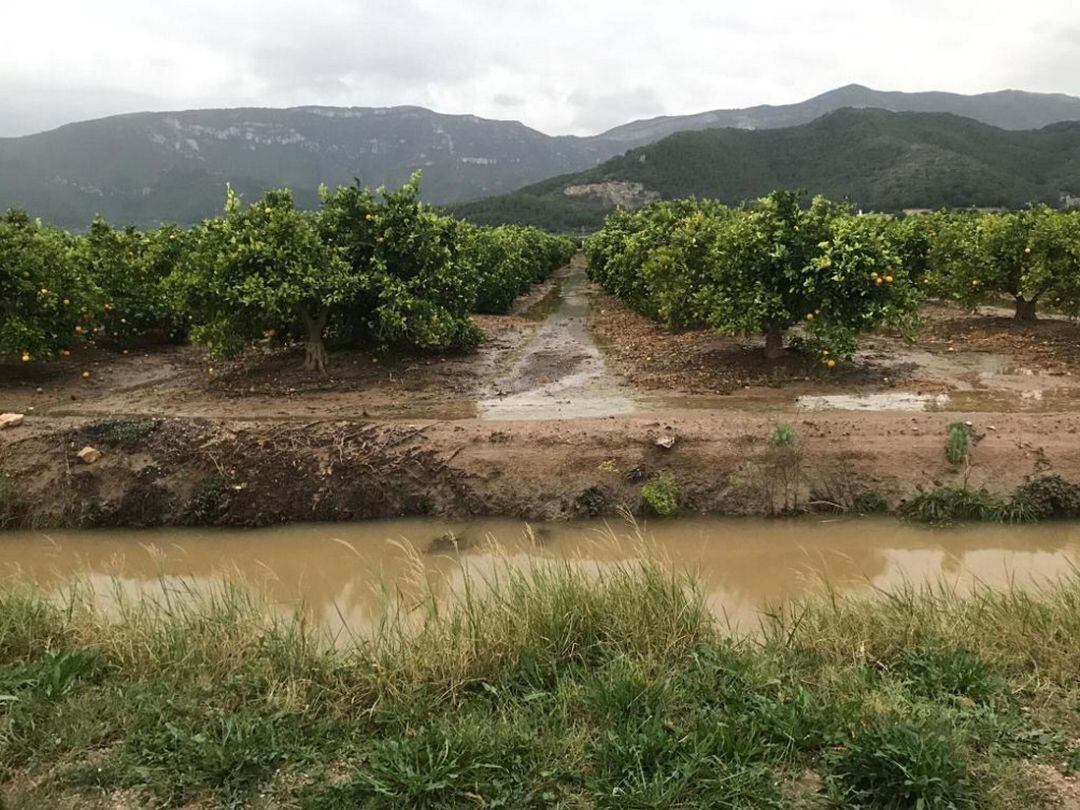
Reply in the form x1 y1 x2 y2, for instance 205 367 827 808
84 418 157 448
640 472 680 517
181 475 233 525
900 486 1006 524
830 722 970 808
770 423 797 448
945 421 973 466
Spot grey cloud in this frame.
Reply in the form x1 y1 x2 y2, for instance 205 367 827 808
1 1 1079 138
0 81 167 137
567 86 665 133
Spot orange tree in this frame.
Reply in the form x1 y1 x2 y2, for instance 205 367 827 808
317 175 482 352
927 206 1080 321
0 209 97 363
172 188 355 372
461 224 576 314
586 198 730 325
588 192 920 362
700 193 919 360
75 219 189 345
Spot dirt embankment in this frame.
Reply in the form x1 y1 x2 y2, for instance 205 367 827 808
4 258 1080 528
2 411 1079 528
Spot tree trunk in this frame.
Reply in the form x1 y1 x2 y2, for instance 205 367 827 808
299 308 330 374
764 324 785 360
1014 297 1038 322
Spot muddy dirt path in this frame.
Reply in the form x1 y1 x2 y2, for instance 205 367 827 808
478 258 637 420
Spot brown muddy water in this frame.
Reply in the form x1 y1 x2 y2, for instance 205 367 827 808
2 517 1079 637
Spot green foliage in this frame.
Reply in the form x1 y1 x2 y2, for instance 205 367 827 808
75 219 188 345
894 646 1004 703
769 423 797 448
900 487 1007 524
850 491 889 514
181 476 233 526
459 223 576 313
587 192 921 361
830 722 970 808
3 174 578 372
946 422 973 466
84 419 158 448
925 206 1080 320
173 187 355 372
640 473 680 516
0 209 95 362
1010 475 1080 520
9 557 1080 807
317 174 482 354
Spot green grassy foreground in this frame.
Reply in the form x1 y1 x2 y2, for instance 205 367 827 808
2 560 1080 808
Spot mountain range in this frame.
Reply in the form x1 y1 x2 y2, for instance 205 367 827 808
2 84 1080 228
454 109 1080 230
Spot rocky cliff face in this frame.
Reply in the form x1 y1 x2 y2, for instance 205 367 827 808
563 181 660 209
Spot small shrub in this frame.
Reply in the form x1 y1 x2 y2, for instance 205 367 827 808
900 486 1005 524
1010 475 1080 520
181 476 233 526
769 423 797 448
576 485 614 517
641 473 680 517
830 723 969 808
945 422 972 466
850 491 888 514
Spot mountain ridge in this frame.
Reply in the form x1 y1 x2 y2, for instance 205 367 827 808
3 85 1080 228
451 109 1080 230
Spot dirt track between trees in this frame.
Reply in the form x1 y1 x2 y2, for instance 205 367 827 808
4 256 1080 526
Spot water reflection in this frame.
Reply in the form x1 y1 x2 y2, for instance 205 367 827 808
2 517 1078 635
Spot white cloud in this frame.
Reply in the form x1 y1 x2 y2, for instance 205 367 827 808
0 0 1078 136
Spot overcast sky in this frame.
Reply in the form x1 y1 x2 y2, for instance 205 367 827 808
2 0 1079 138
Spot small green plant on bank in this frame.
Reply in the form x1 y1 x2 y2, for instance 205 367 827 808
769 423 796 448
850 491 889 514
181 475 233 525
901 486 1006 523
1010 475 1080 520
901 475 1080 524
640 473 680 516
946 421 973 466
84 419 157 448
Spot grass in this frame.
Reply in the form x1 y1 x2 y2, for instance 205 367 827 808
3 557 1080 808
83 419 159 448
946 422 973 466
902 476 1080 525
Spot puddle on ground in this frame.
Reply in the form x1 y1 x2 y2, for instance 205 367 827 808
479 263 638 420
3 516 1079 637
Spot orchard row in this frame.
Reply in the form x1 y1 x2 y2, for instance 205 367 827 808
0 174 577 371
586 192 1080 362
